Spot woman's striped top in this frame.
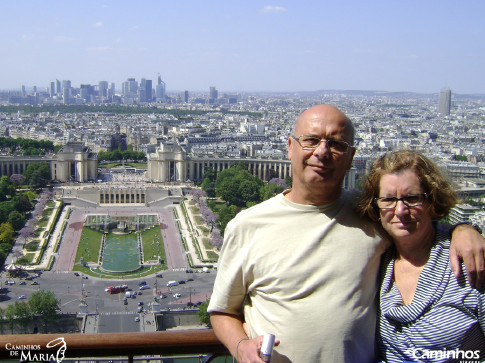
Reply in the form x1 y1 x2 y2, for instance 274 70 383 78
376 227 485 363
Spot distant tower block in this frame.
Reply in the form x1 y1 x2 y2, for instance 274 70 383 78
439 89 451 116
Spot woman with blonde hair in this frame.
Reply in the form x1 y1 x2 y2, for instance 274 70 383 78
358 150 484 363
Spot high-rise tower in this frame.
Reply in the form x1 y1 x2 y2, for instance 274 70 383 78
439 89 451 116
209 86 218 101
98 81 109 99
156 74 166 102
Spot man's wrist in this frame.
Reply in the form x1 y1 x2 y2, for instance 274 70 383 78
452 221 483 235
234 337 249 360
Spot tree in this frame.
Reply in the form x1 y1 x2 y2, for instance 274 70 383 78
0 201 14 223
210 229 223 250
23 162 51 188
18 225 35 244
13 301 32 333
8 210 25 231
0 176 15 200
9 174 24 186
201 177 216 197
216 167 262 207
4 305 15 333
28 290 59 331
260 179 286 201
0 307 5 334
217 177 243 206
12 194 33 213
0 222 14 244
217 205 238 235
285 175 292 188
197 300 211 326
240 179 261 205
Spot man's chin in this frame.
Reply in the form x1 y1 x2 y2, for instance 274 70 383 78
309 168 333 180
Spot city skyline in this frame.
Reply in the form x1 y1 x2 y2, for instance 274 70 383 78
1 1 485 94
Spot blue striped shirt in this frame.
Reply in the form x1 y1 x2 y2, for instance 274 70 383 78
377 228 485 363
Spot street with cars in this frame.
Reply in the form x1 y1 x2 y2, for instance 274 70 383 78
0 268 216 317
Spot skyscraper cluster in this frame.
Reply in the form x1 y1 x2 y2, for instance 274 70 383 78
10 75 228 105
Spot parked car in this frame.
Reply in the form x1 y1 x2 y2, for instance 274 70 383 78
178 280 186 284
186 278 194 282
19 281 26 285
18 295 26 300
139 281 147 286
134 317 140 322
173 293 181 298
139 285 150 290
156 273 163 278
31 281 39 285
160 294 168 299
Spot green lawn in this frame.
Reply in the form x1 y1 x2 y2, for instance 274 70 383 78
141 227 166 264
206 251 219 260
76 228 103 263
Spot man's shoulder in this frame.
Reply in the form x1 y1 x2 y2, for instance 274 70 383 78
232 194 284 220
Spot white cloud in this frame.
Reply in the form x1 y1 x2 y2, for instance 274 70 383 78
94 21 104 28
260 6 287 14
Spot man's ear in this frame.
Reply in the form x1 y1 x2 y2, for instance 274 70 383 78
287 137 293 160
346 147 356 170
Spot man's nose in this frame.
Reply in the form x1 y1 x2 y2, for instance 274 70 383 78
312 140 331 157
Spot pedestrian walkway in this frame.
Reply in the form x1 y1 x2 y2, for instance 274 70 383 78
173 196 219 268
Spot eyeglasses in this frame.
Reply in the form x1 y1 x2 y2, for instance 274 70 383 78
291 135 353 154
374 193 428 210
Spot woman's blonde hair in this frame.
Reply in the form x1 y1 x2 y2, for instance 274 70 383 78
357 150 458 221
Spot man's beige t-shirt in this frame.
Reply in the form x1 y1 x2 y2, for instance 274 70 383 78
209 192 389 362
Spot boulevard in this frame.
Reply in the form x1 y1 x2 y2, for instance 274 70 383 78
0 269 216 315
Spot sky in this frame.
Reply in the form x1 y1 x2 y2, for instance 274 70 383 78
1 1 484 94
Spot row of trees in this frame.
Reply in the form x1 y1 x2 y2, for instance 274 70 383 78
0 290 59 333
98 149 146 163
0 137 58 156
0 169 53 265
190 189 223 249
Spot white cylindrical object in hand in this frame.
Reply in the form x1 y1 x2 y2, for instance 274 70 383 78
260 333 275 362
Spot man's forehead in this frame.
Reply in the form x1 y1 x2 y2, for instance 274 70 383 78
296 114 350 133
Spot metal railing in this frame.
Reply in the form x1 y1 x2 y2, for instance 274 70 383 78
0 330 230 362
